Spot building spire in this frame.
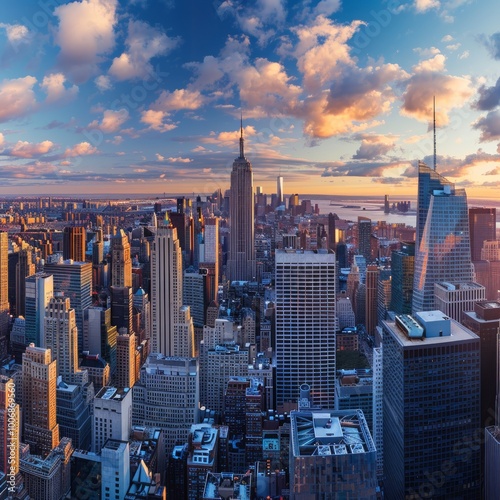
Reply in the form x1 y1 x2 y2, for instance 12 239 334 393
239 112 245 159
433 95 437 171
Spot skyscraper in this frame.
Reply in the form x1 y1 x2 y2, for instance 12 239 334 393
357 217 372 263
365 265 379 335
412 164 473 313
469 207 496 262
227 122 256 282
22 345 60 458
382 312 480 498
275 249 336 408
15 248 35 317
25 272 54 346
276 175 284 207
199 216 219 305
63 226 86 262
390 242 415 314
110 228 132 288
44 260 92 352
150 216 194 357
44 296 87 386
0 232 9 360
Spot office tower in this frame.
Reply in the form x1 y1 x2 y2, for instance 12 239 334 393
44 260 92 352
187 424 219 500
390 242 415 314
275 249 336 408
0 376 19 476
170 199 194 269
199 217 219 305
289 409 377 498
365 265 378 335
22 345 60 458
111 228 132 288
133 354 199 454
101 440 130 500
0 232 9 360
133 288 150 343
336 241 348 269
462 300 500 432
377 271 392 324
276 175 284 206
167 444 188 499
110 286 134 335
25 272 53 346
382 312 480 498
336 290 357 336
327 213 338 251
227 123 256 282
335 369 373 431
56 381 91 450
150 216 194 358
63 226 86 262
485 427 500 499
434 281 485 321
44 296 87 386
416 161 454 249
412 169 473 313
183 270 206 328
116 332 136 389
201 343 249 413
469 207 496 261
83 307 117 375
20 438 72 500
80 353 110 390
15 248 35 317
92 386 132 453
357 217 372 262
372 346 383 477
245 380 264 466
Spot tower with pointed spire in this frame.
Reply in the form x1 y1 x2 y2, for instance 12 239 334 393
227 118 256 282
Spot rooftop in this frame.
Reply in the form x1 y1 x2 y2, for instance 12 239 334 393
290 409 375 458
95 386 130 400
203 472 252 500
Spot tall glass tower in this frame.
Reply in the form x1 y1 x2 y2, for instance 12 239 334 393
227 122 256 282
412 162 473 313
275 249 336 408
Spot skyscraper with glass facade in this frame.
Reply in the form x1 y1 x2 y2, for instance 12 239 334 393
275 249 336 408
382 312 480 499
412 163 473 313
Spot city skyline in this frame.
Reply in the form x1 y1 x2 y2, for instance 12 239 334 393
1 1 500 197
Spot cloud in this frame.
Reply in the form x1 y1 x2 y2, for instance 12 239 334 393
153 88 205 112
441 34 453 42
88 108 129 133
0 76 38 123
155 153 164 161
140 110 177 132
41 73 78 103
401 56 472 126
8 140 55 158
0 23 30 43
474 77 500 111
95 75 112 91
352 134 397 160
166 156 192 163
202 125 256 146
481 32 500 60
63 142 98 157
414 0 440 12
109 20 179 80
313 0 341 16
473 110 500 142
54 0 118 83
217 0 286 45
0 133 3 146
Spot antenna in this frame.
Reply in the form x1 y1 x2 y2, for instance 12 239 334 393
433 95 437 171
239 111 245 159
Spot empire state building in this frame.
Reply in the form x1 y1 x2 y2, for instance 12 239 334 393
227 122 256 282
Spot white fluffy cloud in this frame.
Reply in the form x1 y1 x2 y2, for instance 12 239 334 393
109 20 179 80
0 76 38 123
41 73 78 103
64 141 99 157
88 109 129 133
54 0 118 83
10 140 55 158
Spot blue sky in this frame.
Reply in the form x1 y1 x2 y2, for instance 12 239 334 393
1 0 500 197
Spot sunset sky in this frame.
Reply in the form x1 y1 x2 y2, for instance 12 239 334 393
1 0 500 198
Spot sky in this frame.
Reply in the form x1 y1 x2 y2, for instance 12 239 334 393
1 0 500 198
